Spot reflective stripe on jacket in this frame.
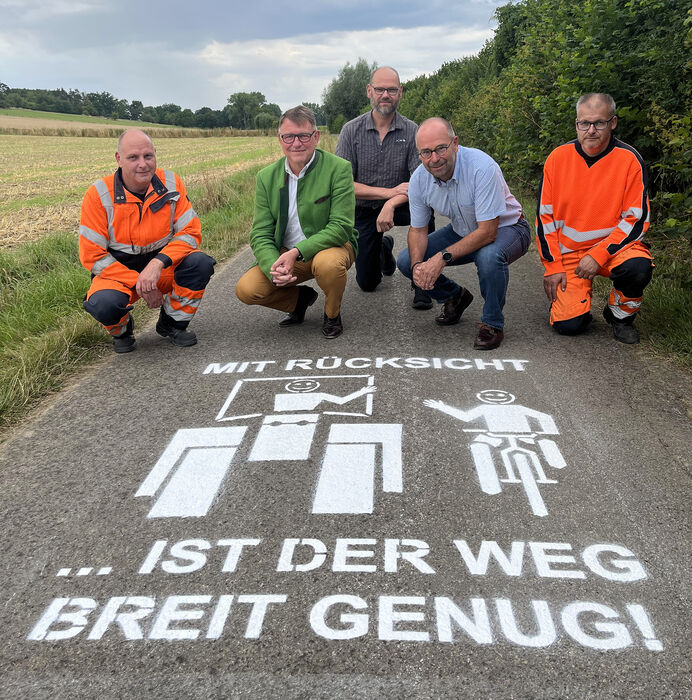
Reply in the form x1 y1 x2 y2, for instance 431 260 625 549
535 137 650 276
79 168 201 287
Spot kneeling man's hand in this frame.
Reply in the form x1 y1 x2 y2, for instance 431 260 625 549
543 272 567 302
413 256 445 290
574 254 599 280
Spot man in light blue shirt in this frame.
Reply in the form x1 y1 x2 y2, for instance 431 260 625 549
397 118 530 350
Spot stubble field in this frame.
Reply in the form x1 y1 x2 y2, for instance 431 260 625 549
0 134 281 247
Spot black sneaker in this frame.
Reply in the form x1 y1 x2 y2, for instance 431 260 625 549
603 307 640 344
156 311 198 347
412 286 433 310
381 234 396 276
113 316 136 353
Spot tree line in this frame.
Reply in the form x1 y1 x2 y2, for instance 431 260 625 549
0 84 295 130
316 2 690 248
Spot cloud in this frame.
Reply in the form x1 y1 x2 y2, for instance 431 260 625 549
198 23 493 108
0 5 501 110
0 0 105 22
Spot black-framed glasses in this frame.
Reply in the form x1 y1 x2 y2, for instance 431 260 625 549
418 140 454 160
575 116 615 131
279 131 316 144
371 87 400 96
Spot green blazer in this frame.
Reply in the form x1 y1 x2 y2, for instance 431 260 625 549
249 148 359 279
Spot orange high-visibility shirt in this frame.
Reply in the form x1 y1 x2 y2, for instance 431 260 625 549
536 137 649 276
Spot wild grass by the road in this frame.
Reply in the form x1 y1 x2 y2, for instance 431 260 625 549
593 235 692 361
0 164 263 438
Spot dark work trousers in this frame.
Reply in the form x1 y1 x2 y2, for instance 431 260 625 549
354 204 434 292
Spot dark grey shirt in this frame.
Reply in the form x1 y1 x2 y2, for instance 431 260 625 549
336 110 420 209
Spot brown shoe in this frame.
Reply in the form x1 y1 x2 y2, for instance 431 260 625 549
435 287 474 325
474 323 504 350
322 313 343 339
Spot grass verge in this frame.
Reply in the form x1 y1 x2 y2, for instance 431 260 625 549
0 164 264 440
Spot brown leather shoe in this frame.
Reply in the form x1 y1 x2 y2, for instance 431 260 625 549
322 313 343 339
474 323 504 350
435 287 474 325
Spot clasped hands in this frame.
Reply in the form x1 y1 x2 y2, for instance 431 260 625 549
412 254 445 290
270 248 301 287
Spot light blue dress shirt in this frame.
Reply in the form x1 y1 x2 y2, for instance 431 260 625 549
408 146 521 235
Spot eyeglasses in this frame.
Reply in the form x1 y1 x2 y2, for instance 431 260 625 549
279 131 316 144
371 87 400 96
418 140 454 160
575 116 615 131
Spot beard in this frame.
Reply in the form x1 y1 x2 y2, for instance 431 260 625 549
374 103 395 116
370 95 399 116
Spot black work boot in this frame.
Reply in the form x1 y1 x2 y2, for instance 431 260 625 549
603 306 640 344
156 309 197 347
113 315 136 354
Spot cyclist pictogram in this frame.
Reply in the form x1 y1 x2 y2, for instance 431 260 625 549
424 390 566 517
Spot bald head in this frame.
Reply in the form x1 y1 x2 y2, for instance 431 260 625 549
370 66 400 85
416 117 458 181
367 67 402 117
417 118 455 141
117 128 154 153
115 129 157 194
576 93 616 117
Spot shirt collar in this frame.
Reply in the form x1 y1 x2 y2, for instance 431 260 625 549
284 151 316 179
365 110 401 134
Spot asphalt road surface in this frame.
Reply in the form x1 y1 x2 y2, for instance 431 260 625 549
0 227 690 699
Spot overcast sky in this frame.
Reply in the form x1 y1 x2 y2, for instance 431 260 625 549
1 0 508 111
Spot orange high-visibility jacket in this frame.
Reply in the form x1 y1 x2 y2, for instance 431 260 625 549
536 137 650 276
79 168 201 288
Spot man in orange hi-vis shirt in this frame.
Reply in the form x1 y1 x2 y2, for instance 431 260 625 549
536 93 653 344
79 129 215 353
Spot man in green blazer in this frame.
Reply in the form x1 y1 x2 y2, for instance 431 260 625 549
236 106 358 338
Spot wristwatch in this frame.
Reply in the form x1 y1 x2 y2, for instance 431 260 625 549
441 249 453 264
293 248 304 262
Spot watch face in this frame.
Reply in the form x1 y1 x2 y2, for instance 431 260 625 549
442 250 453 262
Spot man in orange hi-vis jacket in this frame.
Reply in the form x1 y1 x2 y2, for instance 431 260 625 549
79 129 215 353
536 93 653 344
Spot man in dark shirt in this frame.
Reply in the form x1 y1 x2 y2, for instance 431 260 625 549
336 66 433 308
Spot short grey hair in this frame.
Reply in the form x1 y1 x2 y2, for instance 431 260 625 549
279 106 316 130
577 93 616 116
418 117 456 139
370 66 401 85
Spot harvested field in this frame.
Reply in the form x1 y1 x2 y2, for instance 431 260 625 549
0 134 280 247
0 114 176 132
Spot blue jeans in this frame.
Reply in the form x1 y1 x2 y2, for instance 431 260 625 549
397 219 531 328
